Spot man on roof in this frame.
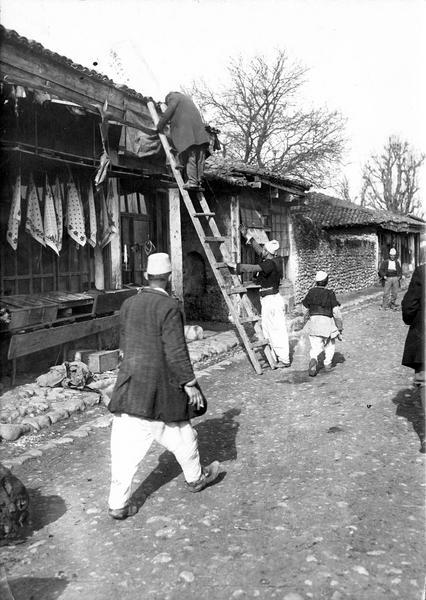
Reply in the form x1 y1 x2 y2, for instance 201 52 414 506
156 92 210 191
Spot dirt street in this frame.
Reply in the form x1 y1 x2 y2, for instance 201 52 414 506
0 302 424 600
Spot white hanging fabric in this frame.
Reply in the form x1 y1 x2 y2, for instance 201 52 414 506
66 175 86 246
87 183 97 248
6 172 22 250
53 176 64 252
25 174 45 246
43 174 59 255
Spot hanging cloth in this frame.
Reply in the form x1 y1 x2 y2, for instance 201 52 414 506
66 175 86 246
6 173 22 250
25 175 45 246
43 175 59 255
99 180 117 248
53 176 63 252
87 183 97 247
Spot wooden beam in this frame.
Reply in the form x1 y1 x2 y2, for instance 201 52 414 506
168 187 184 303
8 314 120 360
109 179 122 290
230 195 241 262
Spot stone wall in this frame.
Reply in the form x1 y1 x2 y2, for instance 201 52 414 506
293 227 379 301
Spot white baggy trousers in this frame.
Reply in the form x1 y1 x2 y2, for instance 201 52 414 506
260 293 290 363
108 414 202 510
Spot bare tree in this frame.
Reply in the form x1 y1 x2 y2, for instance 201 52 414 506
333 175 353 203
188 51 346 187
361 136 425 215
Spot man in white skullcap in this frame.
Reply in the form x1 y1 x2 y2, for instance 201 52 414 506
107 252 220 520
378 247 402 310
302 271 343 376
227 230 290 367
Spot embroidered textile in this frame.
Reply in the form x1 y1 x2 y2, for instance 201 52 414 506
66 176 86 246
6 173 22 250
87 183 97 247
43 175 59 255
25 175 45 246
53 176 63 252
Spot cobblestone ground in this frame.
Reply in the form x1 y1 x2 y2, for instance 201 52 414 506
1 302 424 600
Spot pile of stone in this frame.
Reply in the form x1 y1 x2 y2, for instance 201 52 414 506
0 374 116 442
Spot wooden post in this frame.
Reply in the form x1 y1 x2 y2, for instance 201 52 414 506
168 187 184 303
109 179 122 290
94 245 105 290
230 195 241 262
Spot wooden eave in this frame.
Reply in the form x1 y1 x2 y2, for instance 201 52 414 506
0 35 155 131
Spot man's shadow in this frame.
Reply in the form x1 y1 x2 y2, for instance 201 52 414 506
1 575 68 600
2 489 67 546
392 387 425 453
132 408 241 507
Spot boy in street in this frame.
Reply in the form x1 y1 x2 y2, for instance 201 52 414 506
378 247 402 310
302 271 343 377
107 252 220 520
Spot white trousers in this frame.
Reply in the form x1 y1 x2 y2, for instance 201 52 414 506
260 293 289 363
309 335 335 366
108 414 202 510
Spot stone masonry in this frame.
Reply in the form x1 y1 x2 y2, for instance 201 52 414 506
293 230 378 301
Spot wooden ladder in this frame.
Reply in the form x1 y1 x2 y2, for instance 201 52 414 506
147 100 277 374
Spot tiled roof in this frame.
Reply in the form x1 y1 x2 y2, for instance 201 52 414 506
304 192 424 232
0 25 152 103
205 159 310 193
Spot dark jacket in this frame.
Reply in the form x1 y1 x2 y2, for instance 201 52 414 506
156 92 210 154
378 258 402 280
108 288 195 422
401 264 425 369
302 286 340 318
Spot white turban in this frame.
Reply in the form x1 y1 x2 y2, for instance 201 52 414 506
264 240 279 254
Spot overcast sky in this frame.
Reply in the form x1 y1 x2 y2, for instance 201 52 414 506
1 0 425 199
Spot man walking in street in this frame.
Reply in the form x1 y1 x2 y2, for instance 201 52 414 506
302 271 343 377
378 247 402 310
156 91 210 191
228 228 290 367
107 252 220 520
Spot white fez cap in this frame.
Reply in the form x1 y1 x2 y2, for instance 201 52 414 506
315 270 328 282
389 248 397 255
264 240 280 254
146 252 172 275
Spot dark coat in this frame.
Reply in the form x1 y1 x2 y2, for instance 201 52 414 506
156 92 210 154
401 264 425 369
378 258 402 281
108 288 195 422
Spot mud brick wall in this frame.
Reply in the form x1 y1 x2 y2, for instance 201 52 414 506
294 230 378 301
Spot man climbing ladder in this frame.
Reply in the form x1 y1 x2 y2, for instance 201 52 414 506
147 97 277 375
155 91 210 191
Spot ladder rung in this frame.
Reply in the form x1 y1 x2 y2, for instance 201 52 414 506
240 316 260 323
193 212 215 217
215 262 227 268
251 339 269 348
225 286 247 295
204 236 225 243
